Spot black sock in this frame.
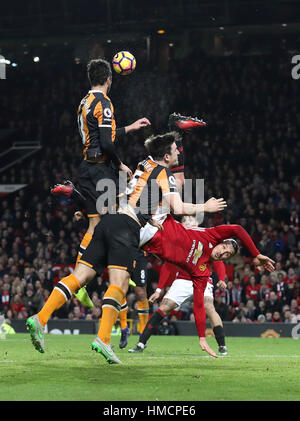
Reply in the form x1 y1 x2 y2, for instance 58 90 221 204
213 325 225 347
139 309 166 345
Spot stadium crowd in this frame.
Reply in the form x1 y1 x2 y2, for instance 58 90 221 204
0 43 300 327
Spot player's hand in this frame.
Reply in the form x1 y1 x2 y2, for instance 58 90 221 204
127 118 151 132
119 162 133 179
216 280 227 290
74 211 84 221
199 337 218 358
253 254 275 273
149 219 164 231
149 291 160 303
204 197 227 213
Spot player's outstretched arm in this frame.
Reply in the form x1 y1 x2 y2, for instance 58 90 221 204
125 117 151 133
253 254 275 273
165 195 227 216
199 337 218 358
211 225 275 272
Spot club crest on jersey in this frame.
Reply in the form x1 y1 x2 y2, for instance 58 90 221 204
198 263 207 271
192 241 203 264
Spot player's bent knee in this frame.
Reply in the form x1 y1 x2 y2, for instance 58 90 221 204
134 286 147 301
74 263 97 286
160 298 177 314
204 301 215 316
108 268 130 293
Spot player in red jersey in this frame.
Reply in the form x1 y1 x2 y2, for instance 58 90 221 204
129 215 229 356
129 259 228 355
137 214 275 357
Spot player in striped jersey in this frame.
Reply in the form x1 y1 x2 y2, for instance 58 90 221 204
76 58 150 264
53 58 150 306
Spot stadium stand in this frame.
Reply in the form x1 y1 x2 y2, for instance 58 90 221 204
0 39 299 326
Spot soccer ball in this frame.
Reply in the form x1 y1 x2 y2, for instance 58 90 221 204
112 51 136 75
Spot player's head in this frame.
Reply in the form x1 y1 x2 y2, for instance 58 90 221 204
87 58 112 92
211 238 238 261
144 131 181 168
181 215 198 228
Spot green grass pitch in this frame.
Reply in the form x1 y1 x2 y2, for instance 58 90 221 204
0 333 299 401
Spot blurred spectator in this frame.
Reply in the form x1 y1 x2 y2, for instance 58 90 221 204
257 314 266 323
265 291 283 314
265 312 273 322
284 268 299 285
245 275 261 303
158 318 176 335
272 311 282 322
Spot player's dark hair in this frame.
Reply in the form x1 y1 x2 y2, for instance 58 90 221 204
144 131 181 160
223 238 239 255
87 58 112 87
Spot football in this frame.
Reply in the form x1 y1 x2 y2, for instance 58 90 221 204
112 51 136 75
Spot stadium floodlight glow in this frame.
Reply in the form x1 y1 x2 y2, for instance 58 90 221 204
169 43 174 47
282 23 287 27
219 26 224 30
107 39 112 43
33 56 40 62
157 29 165 34
11 63 18 67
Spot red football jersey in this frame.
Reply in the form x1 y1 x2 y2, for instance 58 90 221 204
144 215 259 282
143 215 260 337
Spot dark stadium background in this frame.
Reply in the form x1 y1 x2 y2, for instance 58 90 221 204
0 0 299 336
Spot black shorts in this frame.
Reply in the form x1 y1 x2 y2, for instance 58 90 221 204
78 160 117 217
131 250 148 287
79 213 140 276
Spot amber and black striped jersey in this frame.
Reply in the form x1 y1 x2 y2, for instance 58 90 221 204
119 156 179 226
77 90 124 165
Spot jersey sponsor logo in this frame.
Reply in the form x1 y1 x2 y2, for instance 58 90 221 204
192 241 203 264
186 240 196 263
198 263 207 271
209 242 213 248
168 175 176 186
